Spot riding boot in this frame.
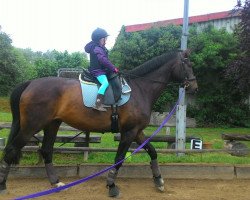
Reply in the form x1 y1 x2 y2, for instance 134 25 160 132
94 94 107 112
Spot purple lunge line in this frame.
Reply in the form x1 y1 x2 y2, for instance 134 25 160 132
14 91 184 200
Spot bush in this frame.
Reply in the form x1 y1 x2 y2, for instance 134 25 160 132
111 25 250 127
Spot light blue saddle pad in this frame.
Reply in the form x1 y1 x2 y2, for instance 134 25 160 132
80 81 131 108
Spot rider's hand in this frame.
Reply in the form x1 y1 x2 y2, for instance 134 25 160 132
114 67 119 73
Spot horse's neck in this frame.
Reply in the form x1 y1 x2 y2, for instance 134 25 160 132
130 63 172 107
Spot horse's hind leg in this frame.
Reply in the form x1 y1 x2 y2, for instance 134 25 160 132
39 120 64 188
0 160 10 193
0 127 38 193
135 131 165 192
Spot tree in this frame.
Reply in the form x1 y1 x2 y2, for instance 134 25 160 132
13 48 37 81
110 25 182 70
0 28 89 94
34 50 89 78
111 24 249 126
0 31 20 95
226 0 250 94
188 26 248 126
110 25 182 111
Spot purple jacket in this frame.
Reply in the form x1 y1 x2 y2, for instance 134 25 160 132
84 41 116 77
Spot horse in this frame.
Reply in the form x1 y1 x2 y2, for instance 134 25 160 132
0 50 198 197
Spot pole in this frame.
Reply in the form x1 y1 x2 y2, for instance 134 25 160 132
181 0 189 51
176 88 187 156
176 0 189 156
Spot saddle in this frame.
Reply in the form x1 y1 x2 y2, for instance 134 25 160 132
79 69 131 105
79 70 131 133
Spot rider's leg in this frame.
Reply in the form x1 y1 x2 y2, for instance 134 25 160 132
94 75 109 111
97 74 109 95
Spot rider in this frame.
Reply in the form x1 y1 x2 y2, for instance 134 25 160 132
84 28 119 112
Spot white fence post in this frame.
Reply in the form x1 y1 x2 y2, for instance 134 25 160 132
176 87 186 156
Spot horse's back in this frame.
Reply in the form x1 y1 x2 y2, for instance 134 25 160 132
19 77 81 121
23 77 77 93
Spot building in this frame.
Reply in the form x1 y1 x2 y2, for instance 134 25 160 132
125 10 241 33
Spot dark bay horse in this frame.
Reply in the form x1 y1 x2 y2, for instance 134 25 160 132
0 50 198 197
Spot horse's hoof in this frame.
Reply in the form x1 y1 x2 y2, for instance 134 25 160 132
157 185 165 192
108 185 120 198
153 176 165 192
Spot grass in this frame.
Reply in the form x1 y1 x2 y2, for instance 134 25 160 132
0 112 12 122
0 97 11 122
0 126 250 166
1 96 250 165
0 97 10 112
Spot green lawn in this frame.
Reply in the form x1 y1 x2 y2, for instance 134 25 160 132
0 112 12 122
0 97 11 122
0 124 250 165
0 97 10 113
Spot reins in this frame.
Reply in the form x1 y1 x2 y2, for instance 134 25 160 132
118 51 196 87
119 65 195 87
119 71 171 85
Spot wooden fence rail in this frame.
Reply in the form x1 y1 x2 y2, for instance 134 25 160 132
0 146 249 154
0 122 101 160
1 123 250 157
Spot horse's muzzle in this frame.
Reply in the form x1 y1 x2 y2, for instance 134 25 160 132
185 79 198 94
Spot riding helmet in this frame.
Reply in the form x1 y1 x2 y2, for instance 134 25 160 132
91 28 109 42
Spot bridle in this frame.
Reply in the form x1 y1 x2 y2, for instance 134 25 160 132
179 52 196 88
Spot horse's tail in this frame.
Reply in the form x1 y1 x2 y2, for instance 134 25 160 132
4 81 31 164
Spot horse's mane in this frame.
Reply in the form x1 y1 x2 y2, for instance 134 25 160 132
128 51 178 77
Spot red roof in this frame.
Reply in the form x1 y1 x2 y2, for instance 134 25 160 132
125 10 239 32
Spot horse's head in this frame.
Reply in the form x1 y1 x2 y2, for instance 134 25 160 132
172 50 198 94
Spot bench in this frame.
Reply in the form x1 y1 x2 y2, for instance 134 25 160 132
0 122 101 160
221 133 249 156
0 123 11 130
114 133 200 149
30 133 101 160
221 133 250 141
28 133 101 146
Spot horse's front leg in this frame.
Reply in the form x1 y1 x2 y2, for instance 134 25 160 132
136 131 165 192
106 130 135 198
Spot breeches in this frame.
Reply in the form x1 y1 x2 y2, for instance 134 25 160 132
97 75 109 95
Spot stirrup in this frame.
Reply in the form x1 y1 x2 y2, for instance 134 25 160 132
121 78 131 94
93 105 107 112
